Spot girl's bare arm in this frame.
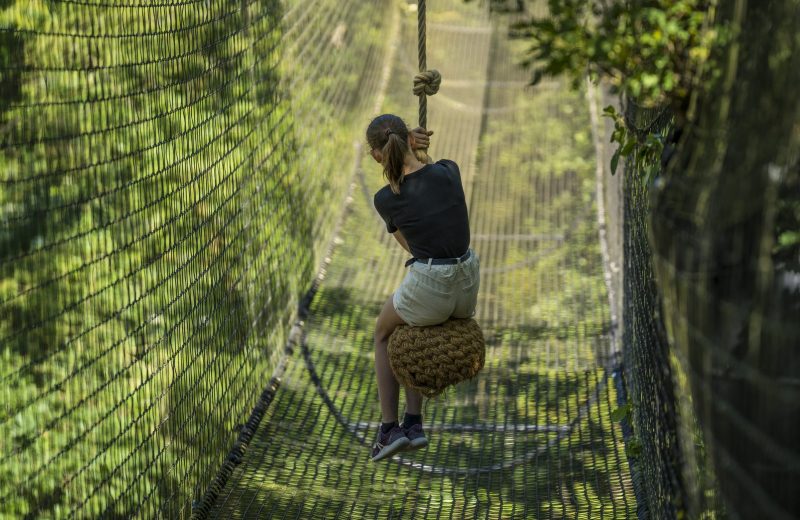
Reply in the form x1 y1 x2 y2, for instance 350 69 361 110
392 230 411 254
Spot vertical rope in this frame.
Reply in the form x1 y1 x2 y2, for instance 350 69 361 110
413 0 440 135
417 0 428 129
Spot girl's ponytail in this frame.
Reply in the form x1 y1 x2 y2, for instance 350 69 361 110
366 114 412 194
382 131 406 194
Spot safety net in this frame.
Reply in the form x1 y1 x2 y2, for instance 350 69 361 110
206 1 635 518
640 2 800 518
617 102 689 520
1 0 636 517
7 0 796 519
603 0 800 516
1 0 388 516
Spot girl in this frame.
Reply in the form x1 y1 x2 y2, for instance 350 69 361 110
367 114 480 462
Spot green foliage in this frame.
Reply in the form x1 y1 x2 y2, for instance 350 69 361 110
610 401 642 458
475 83 611 367
513 0 727 177
515 0 726 109
217 26 637 511
0 1 296 516
604 104 666 184
625 436 643 459
610 401 632 423
773 162 800 263
0 0 387 517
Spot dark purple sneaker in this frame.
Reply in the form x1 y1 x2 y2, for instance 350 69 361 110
402 423 429 452
370 425 410 462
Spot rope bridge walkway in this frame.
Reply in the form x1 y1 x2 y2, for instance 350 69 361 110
1 0 636 517
208 3 634 518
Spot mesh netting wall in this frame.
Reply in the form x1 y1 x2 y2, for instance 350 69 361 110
0 0 388 517
619 2 800 518
592 86 688 519
647 2 800 518
620 102 690 520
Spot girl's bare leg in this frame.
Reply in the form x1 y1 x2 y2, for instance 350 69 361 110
404 387 423 416
374 295 406 423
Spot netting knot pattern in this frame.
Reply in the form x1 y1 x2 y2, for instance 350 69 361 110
388 318 485 398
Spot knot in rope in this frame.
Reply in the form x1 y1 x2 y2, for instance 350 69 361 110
413 69 441 97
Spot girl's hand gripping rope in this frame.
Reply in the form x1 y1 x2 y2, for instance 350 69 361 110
410 127 434 164
409 127 433 149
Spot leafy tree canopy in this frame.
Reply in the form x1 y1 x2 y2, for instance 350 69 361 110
509 0 729 177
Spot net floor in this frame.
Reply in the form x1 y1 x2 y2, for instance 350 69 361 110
210 4 635 519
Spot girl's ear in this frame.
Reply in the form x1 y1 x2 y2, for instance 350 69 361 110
370 148 382 163
407 133 416 151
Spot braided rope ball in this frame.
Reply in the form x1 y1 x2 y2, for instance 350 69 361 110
388 318 485 398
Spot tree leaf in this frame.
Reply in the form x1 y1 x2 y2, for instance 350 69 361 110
610 149 621 175
610 402 631 422
621 138 636 156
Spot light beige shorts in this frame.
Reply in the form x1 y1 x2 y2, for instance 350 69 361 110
393 249 480 327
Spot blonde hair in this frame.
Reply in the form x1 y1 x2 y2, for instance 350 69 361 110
366 114 411 194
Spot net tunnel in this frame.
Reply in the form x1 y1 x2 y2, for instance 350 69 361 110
4 0 797 518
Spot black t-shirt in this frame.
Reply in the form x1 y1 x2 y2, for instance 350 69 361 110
373 159 470 259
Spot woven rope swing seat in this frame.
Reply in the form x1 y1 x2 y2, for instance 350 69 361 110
388 318 485 398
